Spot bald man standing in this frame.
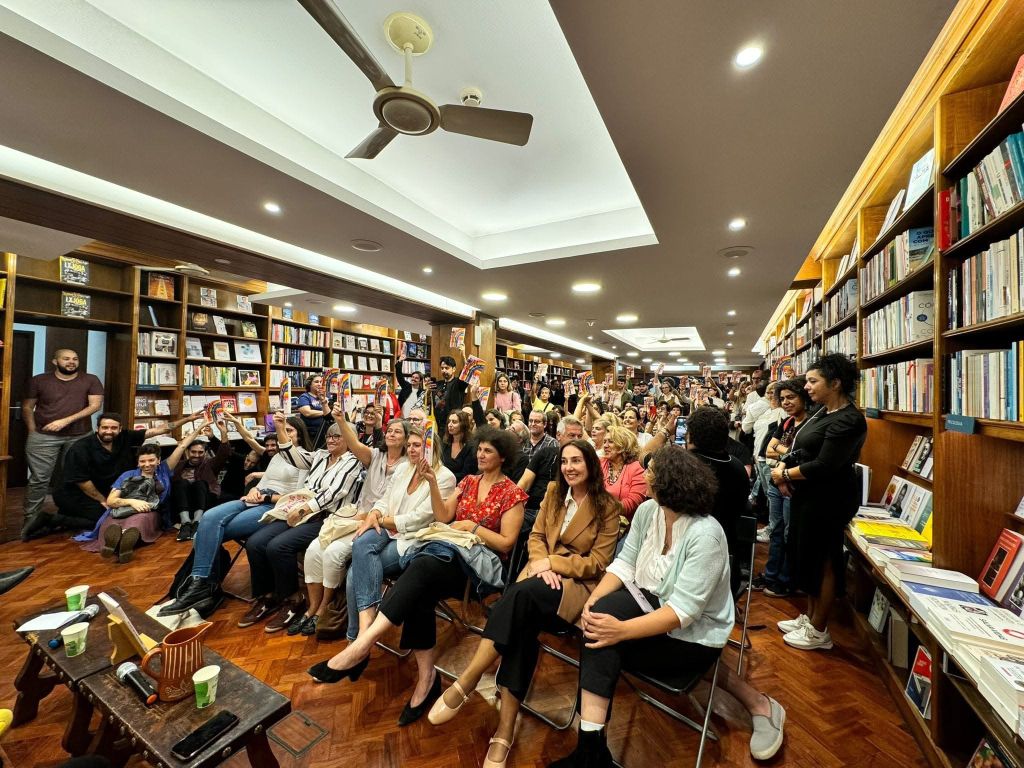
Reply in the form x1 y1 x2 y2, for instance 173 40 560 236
21 348 103 539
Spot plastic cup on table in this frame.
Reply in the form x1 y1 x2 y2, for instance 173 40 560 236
62 622 89 658
65 585 89 612
193 665 221 709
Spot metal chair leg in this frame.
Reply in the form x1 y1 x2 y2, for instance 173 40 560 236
695 657 722 767
736 540 757 674
221 541 253 603
622 677 719 742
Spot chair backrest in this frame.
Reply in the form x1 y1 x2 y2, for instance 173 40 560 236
735 515 758 546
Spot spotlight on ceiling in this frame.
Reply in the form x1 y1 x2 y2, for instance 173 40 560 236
572 282 602 294
333 304 356 313
735 44 764 69
616 313 638 323
263 201 282 214
728 217 746 231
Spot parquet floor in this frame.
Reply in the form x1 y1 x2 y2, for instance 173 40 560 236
0 492 928 767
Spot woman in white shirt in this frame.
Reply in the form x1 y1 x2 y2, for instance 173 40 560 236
549 445 785 766
620 406 653 450
344 426 456 644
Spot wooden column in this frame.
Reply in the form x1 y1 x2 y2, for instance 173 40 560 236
431 314 496 407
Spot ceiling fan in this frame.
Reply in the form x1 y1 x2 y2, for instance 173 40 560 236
644 329 692 345
297 2 534 159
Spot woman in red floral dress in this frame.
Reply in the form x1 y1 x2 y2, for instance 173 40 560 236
308 426 527 726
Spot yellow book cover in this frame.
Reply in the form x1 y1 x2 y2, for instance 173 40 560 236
921 514 933 548
852 520 927 541
0 278 6 309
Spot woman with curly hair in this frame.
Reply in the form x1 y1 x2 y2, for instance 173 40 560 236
550 445 785 765
600 425 647 520
771 354 867 652
427 440 621 767
441 409 477 482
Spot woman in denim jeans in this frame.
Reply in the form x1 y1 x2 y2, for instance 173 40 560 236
758 379 812 598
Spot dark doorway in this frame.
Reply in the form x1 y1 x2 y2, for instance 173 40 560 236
8 329 34 486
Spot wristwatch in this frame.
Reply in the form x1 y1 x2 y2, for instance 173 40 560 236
262 493 274 505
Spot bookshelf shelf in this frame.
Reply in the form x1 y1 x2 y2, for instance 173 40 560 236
943 312 1024 340
270 364 324 370
943 89 1024 179
135 385 178 392
334 347 391 356
861 338 933 364
823 265 858 300
139 323 181 333
794 339 816 355
824 312 857 335
941 198 1024 261
139 295 182 306
188 330 266 343
859 262 935 315
273 316 331 332
862 186 935 264
874 410 933 427
973 417 1024 442
945 673 1024 767
271 339 323 350
183 386 260 392
14 310 131 330
14 274 135 298
895 467 934 485
186 303 263 321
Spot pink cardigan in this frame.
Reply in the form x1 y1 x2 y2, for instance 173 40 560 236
493 390 522 414
600 459 647 520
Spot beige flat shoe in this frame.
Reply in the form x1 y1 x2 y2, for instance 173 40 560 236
482 737 513 768
427 680 470 725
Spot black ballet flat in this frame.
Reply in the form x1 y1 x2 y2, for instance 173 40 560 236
308 655 369 684
398 672 441 726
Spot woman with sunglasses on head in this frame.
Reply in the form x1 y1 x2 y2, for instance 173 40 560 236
427 439 620 768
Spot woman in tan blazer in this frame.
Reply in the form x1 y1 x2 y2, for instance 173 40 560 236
427 439 621 768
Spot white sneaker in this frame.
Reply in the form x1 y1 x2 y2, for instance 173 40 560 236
783 624 833 651
776 614 809 634
756 528 770 544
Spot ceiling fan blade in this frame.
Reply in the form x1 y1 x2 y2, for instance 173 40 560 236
439 104 533 146
297 0 395 91
346 125 399 159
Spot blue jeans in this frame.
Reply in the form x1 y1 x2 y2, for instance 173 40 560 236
346 529 403 640
191 500 272 579
763 481 791 587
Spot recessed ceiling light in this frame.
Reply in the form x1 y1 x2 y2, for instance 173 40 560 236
680 358 689 363
669 351 680 357
572 281 602 294
728 217 747 231
727 310 737 316
283 301 292 307
735 44 764 69
727 330 735 336
481 291 507 302
350 239 382 252
642 357 653 363
616 313 638 323
587 335 593 340
422 266 433 274
546 318 566 327
551 353 562 358
333 304 356 313
529 312 546 318
711 349 725 355
728 267 742 277
309 299 325 305
214 258 231 265
576 358 585 364
626 351 638 357
263 201 282 214
611 345 617 349
727 342 734 347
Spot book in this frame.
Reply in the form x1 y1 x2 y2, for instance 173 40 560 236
309 313 319 325
369 337 381 352
239 369 261 386
134 396 150 417
889 608 910 669
980 529 1024 600
880 189 906 233
60 291 90 318
904 646 932 719
237 392 258 412
153 400 170 416
234 341 262 363
282 306 293 320
59 255 89 284
967 738 1009 768
212 342 231 361
922 596 1024 654
147 273 175 300
185 337 205 359
137 333 150 356
241 321 258 338
243 417 258 431
999 54 1024 113
905 148 935 207
151 332 177 358
220 394 238 413
212 316 228 335
887 562 977 593
236 295 252 313
901 436 924 470
191 312 210 332
357 337 369 351
199 287 218 307
145 305 159 326
868 588 890 632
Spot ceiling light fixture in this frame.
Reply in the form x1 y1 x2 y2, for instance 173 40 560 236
422 266 433 274
735 44 764 69
728 267 742 277
680 358 689 363
213 258 231 265
669 351 680 357
727 342 734 347
546 318 566 327
642 357 653 363
481 291 507 301
263 201 282 214
711 349 725 355
333 304 356 313
350 239 382 252
572 281 602 294
587 335 594 340
728 217 747 231
551 353 562 358
616 313 638 323
626 351 638 357
283 301 292 307
727 310 737 316
727 330 735 336
575 358 585 364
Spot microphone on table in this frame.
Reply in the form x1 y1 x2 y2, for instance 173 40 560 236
47 604 101 649
116 661 158 706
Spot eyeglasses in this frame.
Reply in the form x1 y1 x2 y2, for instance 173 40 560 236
325 434 343 441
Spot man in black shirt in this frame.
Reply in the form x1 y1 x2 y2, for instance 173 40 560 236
431 353 469 429
687 406 750 592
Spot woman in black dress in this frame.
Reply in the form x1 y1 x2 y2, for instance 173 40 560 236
771 353 866 652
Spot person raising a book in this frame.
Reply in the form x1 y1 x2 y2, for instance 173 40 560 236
771 355 867 651
297 374 330 448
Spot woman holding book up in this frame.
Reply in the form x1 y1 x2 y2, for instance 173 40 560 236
771 354 866 652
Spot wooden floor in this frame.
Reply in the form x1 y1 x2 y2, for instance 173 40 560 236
0 490 928 767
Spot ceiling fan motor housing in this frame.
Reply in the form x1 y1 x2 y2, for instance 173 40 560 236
374 87 440 135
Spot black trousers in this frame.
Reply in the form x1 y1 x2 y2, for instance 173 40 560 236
484 577 569 701
52 486 105 529
246 516 324 601
579 589 721 700
170 479 215 516
379 556 468 650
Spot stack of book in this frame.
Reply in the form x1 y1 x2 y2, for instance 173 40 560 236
271 347 325 367
137 362 177 386
823 325 857 358
861 290 934 354
947 130 1024 243
824 278 858 327
947 227 1024 330
948 343 1024 421
858 359 934 413
901 435 935 479
272 324 329 346
860 227 935 303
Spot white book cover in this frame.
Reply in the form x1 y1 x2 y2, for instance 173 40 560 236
920 596 1024 654
886 562 977 592
980 652 1024 708
905 148 935 207
868 589 890 632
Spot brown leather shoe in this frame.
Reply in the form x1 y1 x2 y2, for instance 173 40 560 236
237 598 280 628
265 597 307 634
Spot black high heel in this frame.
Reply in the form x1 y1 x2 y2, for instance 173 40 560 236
398 672 442 726
308 655 369 684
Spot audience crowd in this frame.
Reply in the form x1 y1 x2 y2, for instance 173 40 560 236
19 345 871 765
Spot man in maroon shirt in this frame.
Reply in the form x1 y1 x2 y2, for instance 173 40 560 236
21 349 103 539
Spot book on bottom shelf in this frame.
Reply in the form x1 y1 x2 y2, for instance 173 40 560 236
968 738 1010 768
868 588 890 632
905 646 933 720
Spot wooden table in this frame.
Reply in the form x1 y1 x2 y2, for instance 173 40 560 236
79 643 290 768
11 589 168 755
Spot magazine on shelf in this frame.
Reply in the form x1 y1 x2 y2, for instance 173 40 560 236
185 337 205 359
234 341 262 363
904 646 932 719
241 321 258 338
980 529 1024 600
147 273 175 300
212 342 231 361
59 255 89 284
868 588 890 633
236 295 252 313
212 316 228 335
199 287 218 307
151 332 177 358
191 312 210 332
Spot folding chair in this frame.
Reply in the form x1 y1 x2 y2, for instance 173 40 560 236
728 515 764 674
520 625 582 729
615 654 723 768
221 539 253 603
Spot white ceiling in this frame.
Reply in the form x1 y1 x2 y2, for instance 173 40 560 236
0 0 956 366
0 0 654 268
0 216 90 261
602 326 706 354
